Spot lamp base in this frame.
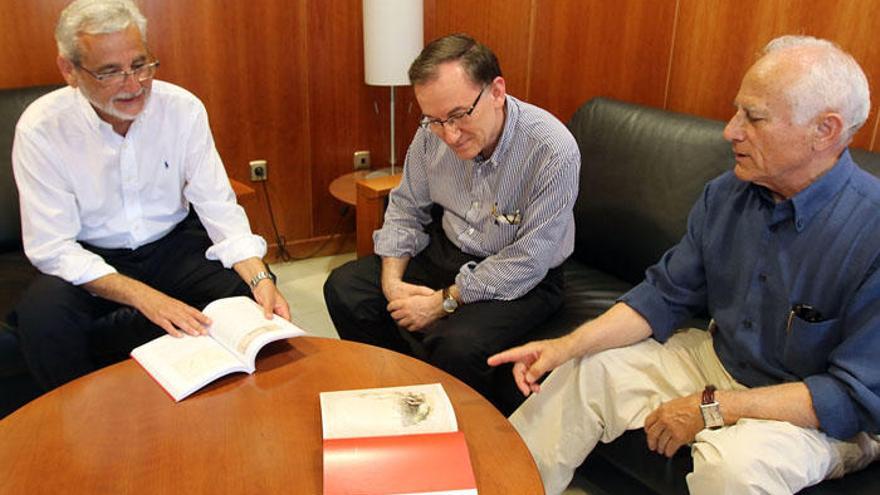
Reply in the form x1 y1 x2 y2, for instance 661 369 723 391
364 166 400 179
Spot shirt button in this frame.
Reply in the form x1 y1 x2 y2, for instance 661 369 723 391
758 273 767 282
743 320 752 329
472 201 480 209
796 219 804 229
467 227 474 235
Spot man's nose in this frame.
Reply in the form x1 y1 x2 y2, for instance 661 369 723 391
440 123 462 143
723 113 743 142
120 71 142 93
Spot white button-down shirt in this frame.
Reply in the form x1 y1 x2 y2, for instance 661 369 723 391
12 81 266 285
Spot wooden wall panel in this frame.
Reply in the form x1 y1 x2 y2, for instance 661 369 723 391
668 0 880 150
4 0 880 253
529 0 677 124
423 0 533 98
141 0 312 243
0 0 68 88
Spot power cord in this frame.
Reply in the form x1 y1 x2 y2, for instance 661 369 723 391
259 180 352 262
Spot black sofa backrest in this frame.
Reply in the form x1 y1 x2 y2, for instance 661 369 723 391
569 97 880 286
0 85 62 252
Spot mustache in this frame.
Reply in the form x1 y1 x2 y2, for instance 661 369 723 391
111 87 146 102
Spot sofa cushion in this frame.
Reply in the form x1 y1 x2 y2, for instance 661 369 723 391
536 259 632 340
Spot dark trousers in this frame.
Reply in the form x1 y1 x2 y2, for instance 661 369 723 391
323 225 564 415
15 213 251 391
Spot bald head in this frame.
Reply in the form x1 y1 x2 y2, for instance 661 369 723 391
756 36 869 145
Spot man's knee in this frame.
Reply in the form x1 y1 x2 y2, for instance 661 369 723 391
424 329 491 377
324 257 383 316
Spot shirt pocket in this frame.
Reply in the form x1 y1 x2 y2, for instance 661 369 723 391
782 316 840 377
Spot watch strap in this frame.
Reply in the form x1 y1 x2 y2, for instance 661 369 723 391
701 385 717 405
249 270 274 289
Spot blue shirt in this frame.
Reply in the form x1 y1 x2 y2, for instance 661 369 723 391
622 150 880 440
374 96 580 304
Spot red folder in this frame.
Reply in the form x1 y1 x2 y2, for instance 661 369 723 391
323 431 477 494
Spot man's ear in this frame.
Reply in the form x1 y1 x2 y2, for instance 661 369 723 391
489 76 506 108
57 55 78 88
813 112 845 151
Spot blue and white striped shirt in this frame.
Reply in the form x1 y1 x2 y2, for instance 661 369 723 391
373 95 580 304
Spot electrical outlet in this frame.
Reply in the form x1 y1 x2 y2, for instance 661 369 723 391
353 150 371 171
249 159 267 182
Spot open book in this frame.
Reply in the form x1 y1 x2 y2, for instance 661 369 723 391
321 383 477 495
130 296 307 401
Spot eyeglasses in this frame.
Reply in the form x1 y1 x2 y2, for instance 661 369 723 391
76 60 160 87
419 85 488 131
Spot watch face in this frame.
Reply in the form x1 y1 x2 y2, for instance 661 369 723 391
442 297 457 313
700 403 724 429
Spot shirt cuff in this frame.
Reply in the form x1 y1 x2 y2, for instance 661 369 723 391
69 258 118 286
804 373 860 440
373 226 429 258
618 282 675 341
455 261 497 304
205 234 267 268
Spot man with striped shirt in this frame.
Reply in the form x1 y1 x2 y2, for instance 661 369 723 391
324 34 580 414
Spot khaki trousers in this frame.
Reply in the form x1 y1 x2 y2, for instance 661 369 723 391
509 329 880 495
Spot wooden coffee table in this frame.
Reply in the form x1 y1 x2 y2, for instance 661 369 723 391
0 337 544 494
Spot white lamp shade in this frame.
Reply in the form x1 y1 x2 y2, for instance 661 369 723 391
363 0 424 86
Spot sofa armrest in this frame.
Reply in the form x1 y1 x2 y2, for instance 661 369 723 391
355 174 401 257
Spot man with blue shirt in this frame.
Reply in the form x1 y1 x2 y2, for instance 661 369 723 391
489 35 880 494
324 34 580 414
12 0 289 391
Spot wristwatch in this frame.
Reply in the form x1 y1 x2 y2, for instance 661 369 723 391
441 286 459 314
249 270 276 289
700 385 724 430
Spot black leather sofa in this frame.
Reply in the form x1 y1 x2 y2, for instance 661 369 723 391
0 85 151 419
536 97 880 494
0 86 54 418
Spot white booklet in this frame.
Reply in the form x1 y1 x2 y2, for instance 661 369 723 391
320 383 459 439
130 296 307 401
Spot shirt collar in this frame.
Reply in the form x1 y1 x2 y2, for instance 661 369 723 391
479 95 518 167
757 149 856 232
790 149 855 232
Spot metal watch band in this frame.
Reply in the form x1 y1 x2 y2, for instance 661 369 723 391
249 271 273 289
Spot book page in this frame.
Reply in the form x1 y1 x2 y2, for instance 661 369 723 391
203 296 307 368
320 383 458 439
130 333 246 402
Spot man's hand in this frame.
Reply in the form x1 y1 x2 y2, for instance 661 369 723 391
252 278 291 320
135 288 212 338
387 290 445 332
383 279 435 302
644 393 704 457
487 337 574 397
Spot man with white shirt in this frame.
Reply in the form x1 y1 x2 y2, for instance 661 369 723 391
12 0 289 390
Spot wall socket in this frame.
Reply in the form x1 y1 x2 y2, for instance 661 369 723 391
353 150 371 171
249 159 268 181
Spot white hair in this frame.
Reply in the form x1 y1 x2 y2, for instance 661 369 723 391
763 35 870 143
55 0 147 63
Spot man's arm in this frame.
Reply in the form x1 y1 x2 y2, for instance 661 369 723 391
84 273 211 337
488 303 652 396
